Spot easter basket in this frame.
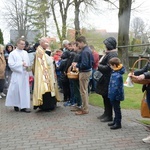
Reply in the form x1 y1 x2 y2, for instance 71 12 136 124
130 58 150 84
67 66 79 79
67 72 79 79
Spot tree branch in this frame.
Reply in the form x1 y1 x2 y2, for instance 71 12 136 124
104 0 119 9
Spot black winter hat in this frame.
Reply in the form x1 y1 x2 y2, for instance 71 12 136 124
103 37 117 50
61 51 70 59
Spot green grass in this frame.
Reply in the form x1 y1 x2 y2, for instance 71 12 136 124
89 73 143 110
139 120 150 125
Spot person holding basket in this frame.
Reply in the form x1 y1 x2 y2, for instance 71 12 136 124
129 61 150 143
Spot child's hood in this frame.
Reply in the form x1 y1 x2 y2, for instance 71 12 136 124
113 64 125 75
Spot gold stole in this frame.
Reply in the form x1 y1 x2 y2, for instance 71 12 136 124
33 46 55 106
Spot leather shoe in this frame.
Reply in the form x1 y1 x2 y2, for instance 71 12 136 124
20 108 31 113
14 107 19 112
97 114 106 119
110 124 122 130
100 117 113 122
108 122 115 126
75 110 89 115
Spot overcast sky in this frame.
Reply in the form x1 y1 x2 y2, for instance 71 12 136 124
0 0 150 44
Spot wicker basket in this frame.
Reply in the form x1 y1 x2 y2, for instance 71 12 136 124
67 66 79 79
130 58 150 84
67 72 79 79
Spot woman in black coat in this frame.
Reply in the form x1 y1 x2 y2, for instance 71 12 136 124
96 37 118 122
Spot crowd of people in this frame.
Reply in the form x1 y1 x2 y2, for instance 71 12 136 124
0 36 149 143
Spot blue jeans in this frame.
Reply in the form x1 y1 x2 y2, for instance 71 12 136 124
69 79 76 105
73 80 82 106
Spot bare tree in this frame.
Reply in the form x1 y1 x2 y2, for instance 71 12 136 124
50 0 73 43
104 0 132 72
74 0 81 39
130 17 145 52
131 17 145 39
3 0 32 41
49 0 98 42
73 0 97 40
118 0 132 72
130 17 150 54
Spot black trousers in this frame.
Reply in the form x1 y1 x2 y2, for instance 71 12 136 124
0 79 5 92
62 80 70 101
102 95 112 117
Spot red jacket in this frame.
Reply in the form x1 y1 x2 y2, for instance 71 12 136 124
92 51 99 69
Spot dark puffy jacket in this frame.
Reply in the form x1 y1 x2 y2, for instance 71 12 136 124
58 51 70 82
108 66 125 101
95 51 118 96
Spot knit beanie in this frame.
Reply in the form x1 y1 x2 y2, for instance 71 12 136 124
103 37 117 50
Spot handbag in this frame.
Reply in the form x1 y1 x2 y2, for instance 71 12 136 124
141 91 150 118
93 70 103 82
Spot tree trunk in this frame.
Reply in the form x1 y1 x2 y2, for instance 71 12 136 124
118 0 132 72
74 1 81 40
59 0 71 41
50 1 62 42
61 14 67 41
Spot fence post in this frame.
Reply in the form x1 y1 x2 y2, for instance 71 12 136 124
138 55 142 69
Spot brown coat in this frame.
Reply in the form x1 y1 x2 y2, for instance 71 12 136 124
0 53 6 79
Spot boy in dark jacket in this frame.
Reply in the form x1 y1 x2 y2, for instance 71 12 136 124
108 57 125 129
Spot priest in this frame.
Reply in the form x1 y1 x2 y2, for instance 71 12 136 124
33 37 57 111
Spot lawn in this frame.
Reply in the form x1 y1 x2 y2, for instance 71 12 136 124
89 73 143 109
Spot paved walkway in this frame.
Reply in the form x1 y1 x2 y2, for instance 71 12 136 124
0 97 150 150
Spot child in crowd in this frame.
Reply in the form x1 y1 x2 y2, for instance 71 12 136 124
4 43 13 91
53 49 63 90
108 57 125 129
0 44 6 98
